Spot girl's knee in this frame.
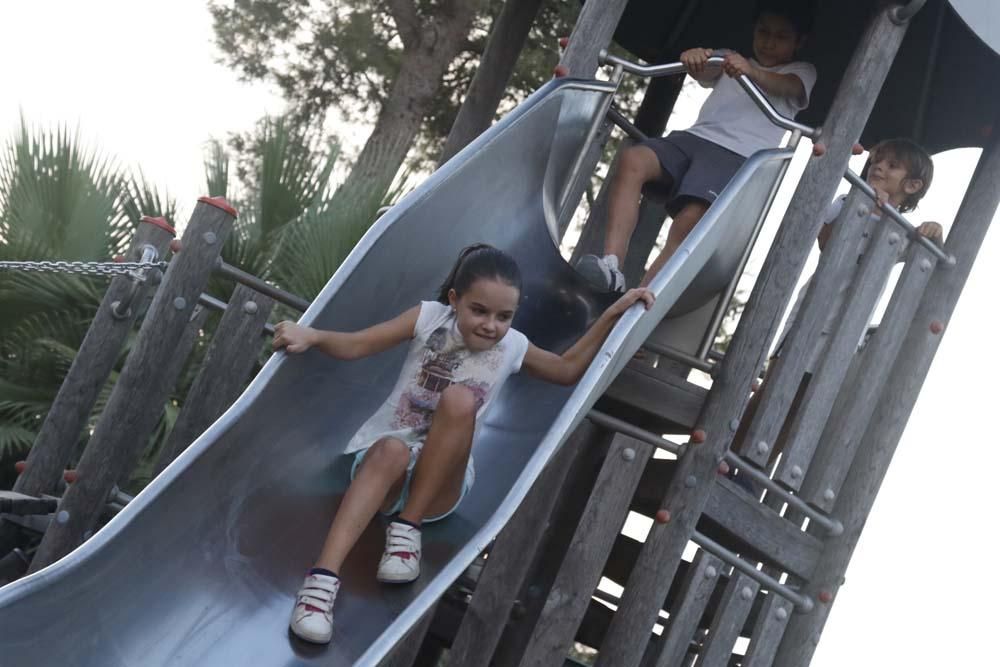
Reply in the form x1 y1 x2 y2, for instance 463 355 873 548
438 384 476 420
362 438 409 475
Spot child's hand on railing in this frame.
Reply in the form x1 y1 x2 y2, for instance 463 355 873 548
605 288 655 319
723 52 755 78
680 48 714 75
273 321 315 354
916 221 944 245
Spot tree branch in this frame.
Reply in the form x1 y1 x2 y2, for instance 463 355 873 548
384 0 421 48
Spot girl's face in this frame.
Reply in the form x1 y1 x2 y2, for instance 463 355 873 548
448 278 520 352
867 150 922 207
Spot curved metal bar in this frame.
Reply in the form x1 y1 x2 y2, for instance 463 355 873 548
607 106 648 143
588 409 685 455
692 529 815 612
214 260 311 312
598 50 819 138
891 0 927 24
843 169 955 264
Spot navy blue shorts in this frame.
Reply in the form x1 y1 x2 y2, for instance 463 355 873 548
640 131 746 215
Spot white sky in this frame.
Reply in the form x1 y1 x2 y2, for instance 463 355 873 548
3 2 998 664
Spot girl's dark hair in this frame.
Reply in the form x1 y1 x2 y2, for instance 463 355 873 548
437 244 522 304
754 0 816 36
864 138 934 213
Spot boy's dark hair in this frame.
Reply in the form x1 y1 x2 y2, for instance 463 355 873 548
865 138 934 213
437 244 522 305
754 0 816 36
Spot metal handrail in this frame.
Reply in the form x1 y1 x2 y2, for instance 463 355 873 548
598 51 819 139
214 260 312 312
588 409 685 455
843 170 954 265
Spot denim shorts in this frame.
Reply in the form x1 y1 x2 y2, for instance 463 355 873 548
350 445 476 523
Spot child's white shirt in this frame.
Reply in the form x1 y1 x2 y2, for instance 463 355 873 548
686 58 817 157
345 300 529 454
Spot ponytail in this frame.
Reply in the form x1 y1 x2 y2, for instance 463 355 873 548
437 244 522 304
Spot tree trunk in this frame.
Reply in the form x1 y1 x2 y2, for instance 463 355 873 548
336 1 484 207
439 0 545 165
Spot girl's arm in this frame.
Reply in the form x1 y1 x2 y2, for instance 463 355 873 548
272 305 421 360
522 289 655 386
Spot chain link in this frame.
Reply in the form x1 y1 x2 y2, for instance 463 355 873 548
0 259 168 278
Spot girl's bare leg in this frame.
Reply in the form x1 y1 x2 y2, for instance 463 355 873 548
313 437 409 572
640 200 709 287
399 384 476 524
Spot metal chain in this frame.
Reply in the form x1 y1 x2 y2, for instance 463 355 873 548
0 259 168 278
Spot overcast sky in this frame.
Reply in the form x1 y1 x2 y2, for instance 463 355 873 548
3 2 998 664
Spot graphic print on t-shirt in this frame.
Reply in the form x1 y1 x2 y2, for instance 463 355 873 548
392 323 497 438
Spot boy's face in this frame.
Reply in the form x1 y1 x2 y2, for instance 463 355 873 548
867 150 923 207
752 13 803 67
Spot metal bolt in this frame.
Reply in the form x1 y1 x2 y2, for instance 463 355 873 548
684 475 697 488
729 418 740 432
756 440 769 455
243 300 259 315
622 447 636 462
919 258 932 272
705 566 717 579
56 510 70 525
790 465 803 479
83 530 93 540
173 297 187 310
740 586 754 601
776 607 789 621
858 206 870 217
888 232 901 245
823 489 836 502
202 231 217 245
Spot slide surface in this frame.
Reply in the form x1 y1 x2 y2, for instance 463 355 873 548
0 79 790 666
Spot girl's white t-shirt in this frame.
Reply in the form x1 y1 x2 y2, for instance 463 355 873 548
345 300 529 455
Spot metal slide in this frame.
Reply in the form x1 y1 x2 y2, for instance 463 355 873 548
0 79 789 666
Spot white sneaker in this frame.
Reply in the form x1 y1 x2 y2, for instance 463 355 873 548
290 572 340 643
576 254 626 293
376 521 422 584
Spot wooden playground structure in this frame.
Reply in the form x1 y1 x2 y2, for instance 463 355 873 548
3 1 1000 665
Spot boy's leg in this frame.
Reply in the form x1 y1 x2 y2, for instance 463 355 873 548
399 384 476 523
604 145 669 264
639 199 709 287
313 437 410 573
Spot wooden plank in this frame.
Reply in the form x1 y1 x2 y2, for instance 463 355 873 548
800 243 936 510
699 572 760 667
594 8 913 665
518 434 654 666
439 0 544 163
13 218 175 498
775 114 1000 667
774 215 904 489
557 0 630 79
377 602 437 667
601 361 707 432
735 187 870 468
742 593 793 667
644 550 723 667
154 284 274 475
451 420 610 666
30 199 236 571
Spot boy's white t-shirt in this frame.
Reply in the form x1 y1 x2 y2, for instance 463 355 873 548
345 300 529 455
685 58 817 158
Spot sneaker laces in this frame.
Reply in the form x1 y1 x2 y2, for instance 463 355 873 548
296 575 339 614
384 523 420 560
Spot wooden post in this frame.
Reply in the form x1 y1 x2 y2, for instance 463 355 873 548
774 127 1000 667
153 284 274 476
594 9 913 666
12 217 175 497
439 0 545 164
377 602 438 667
29 198 237 571
557 0 630 79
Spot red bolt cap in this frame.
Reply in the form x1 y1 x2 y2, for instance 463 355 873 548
852 142 865 155
752 379 762 392
930 320 944 334
113 255 125 263
198 196 238 217
655 509 671 524
558 36 569 48
169 239 183 254
818 590 834 604
812 142 826 157
717 461 731 476
691 429 706 444
140 215 176 237
553 64 569 78
63 470 79 484
14 460 26 474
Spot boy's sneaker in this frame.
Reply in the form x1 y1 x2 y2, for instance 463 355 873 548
376 521 422 584
576 254 626 293
290 572 340 644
